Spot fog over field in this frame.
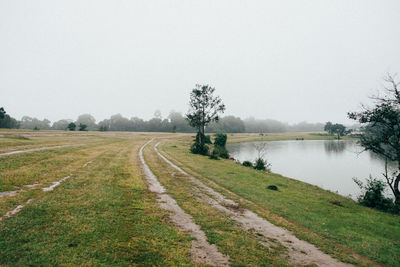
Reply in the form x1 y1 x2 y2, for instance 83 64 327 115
1 2 400 265
1 0 400 124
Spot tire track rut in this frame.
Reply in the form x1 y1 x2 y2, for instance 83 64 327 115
154 142 353 267
139 140 230 266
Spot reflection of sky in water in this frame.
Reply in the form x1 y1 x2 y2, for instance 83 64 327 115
227 140 396 198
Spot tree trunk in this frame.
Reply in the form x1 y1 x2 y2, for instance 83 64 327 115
200 124 205 146
201 106 205 147
394 171 400 210
198 126 202 146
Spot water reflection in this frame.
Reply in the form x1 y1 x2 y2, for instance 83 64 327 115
227 140 394 198
324 140 347 154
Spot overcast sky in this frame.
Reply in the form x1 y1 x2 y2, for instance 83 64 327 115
1 0 400 124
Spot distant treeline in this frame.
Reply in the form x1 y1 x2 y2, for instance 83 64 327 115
0 108 325 133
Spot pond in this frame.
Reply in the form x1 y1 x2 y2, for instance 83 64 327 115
227 140 395 198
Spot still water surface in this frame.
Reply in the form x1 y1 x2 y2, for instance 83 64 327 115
227 140 393 198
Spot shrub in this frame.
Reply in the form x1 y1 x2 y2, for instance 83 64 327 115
190 133 210 155
212 133 229 159
242 161 253 167
190 142 209 155
193 132 212 145
209 149 220 160
204 135 212 144
254 158 271 171
267 185 278 191
353 176 395 212
213 146 229 159
214 133 227 147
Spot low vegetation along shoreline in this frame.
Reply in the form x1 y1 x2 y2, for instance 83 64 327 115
0 131 398 266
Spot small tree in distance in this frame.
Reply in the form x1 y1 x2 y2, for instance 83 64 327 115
324 122 346 139
79 123 87 131
67 122 76 131
186 84 226 155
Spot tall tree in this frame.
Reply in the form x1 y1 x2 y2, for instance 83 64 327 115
348 74 400 209
186 84 225 153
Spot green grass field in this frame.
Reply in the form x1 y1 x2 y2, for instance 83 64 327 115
0 132 193 265
0 130 398 266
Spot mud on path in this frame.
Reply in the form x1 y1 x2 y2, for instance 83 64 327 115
154 142 353 267
139 140 230 266
0 199 33 222
1 159 93 222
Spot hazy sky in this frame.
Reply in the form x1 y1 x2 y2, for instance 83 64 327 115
1 0 400 124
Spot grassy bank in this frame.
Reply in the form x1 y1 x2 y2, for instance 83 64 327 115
161 135 399 266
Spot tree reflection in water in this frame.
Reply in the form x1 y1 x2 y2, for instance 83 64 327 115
324 140 347 154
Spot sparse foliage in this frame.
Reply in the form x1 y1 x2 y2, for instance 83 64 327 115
253 143 271 171
348 73 400 210
353 176 394 212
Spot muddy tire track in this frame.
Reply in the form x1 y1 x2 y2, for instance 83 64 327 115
139 140 230 266
1 159 93 222
0 144 81 157
154 142 353 267
0 199 33 222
